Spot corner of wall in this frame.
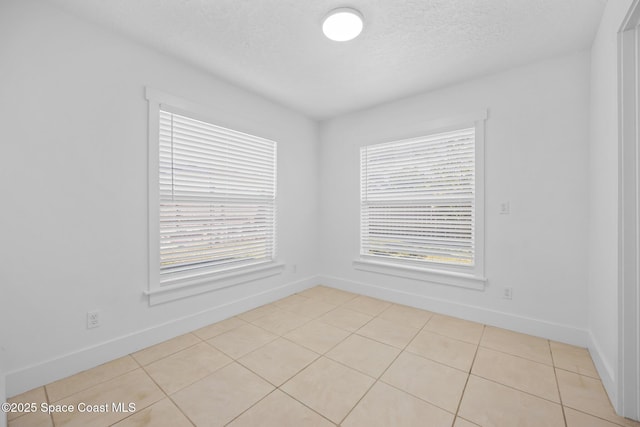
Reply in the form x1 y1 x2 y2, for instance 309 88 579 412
589 330 618 410
586 0 635 415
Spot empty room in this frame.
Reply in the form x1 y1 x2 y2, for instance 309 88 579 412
2 0 640 426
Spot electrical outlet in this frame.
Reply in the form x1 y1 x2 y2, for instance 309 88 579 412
87 310 100 329
499 201 510 215
502 287 513 300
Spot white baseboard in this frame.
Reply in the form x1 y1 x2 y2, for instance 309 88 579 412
588 331 618 412
5 276 319 398
318 275 590 347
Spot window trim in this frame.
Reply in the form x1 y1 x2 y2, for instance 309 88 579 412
354 110 487 290
145 88 283 305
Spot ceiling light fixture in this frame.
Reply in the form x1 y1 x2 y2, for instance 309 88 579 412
322 8 364 42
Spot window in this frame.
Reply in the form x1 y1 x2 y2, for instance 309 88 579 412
355 113 486 289
146 88 283 304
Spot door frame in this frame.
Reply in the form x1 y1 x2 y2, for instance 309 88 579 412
619 0 640 420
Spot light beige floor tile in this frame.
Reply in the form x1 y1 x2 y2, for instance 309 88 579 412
111 398 192 427
273 294 310 310
238 338 318 386
227 389 334 427
550 341 599 378
7 410 53 427
297 285 332 299
7 387 48 421
481 326 552 365
326 334 400 378
131 333 201 366
342 295 391 316
458 375 565 427
342 381 454 427
284 320 350 354
564 407 622 427
172 362 274 427
472 347 559 402
357 317 419 349
207 323 278 359
318 307 373 332
237 304 281 322
144 342 232 394
424 315 484 345
378 304 432 329
556 369 640 426
250 310 312 335
406 330 477 372
192 316 247 340
281 357 374 424
381 351 467 413
298 286 357 305
51 369 163 427
313 288 359 305
32 290 630 427
284 298 337 318
453 417 480 427
617 416 640 427
46 356 139 402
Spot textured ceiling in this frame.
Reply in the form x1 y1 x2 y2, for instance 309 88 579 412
44 0 605 119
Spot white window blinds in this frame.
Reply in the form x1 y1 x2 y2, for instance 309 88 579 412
360 127 475 266
159 109 277 280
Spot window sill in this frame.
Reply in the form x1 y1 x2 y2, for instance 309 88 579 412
352 259 486 291
145 261 285 305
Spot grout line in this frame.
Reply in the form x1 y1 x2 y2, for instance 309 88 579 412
222 388 280 426
206 338 279 361
314 310 371 334
478 343 555 367
234 342 323 389
165 394 197 427
133 339 204 367
45 359 140 404
553 365 603 380
469 373 563 406
424 328 481 347
102 370 169 427
549 340 569 427
221 291 358 425
562 406 637 427
279 327 352 356
276 387 339 426
226 294 353 425
139 348 234 396
43 386 55 427
336 306 427 425
377 380 458 420
453 324 484 422
191 317 249 340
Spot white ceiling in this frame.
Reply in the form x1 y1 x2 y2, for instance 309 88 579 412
45 0 605 120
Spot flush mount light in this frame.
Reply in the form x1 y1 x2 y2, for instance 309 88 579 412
322 8 364 42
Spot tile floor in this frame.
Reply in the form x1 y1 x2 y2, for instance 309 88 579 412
7 285 640 427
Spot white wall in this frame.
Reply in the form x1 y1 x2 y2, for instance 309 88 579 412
588 0 633 407
0 0 319 396
319 52 591 343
